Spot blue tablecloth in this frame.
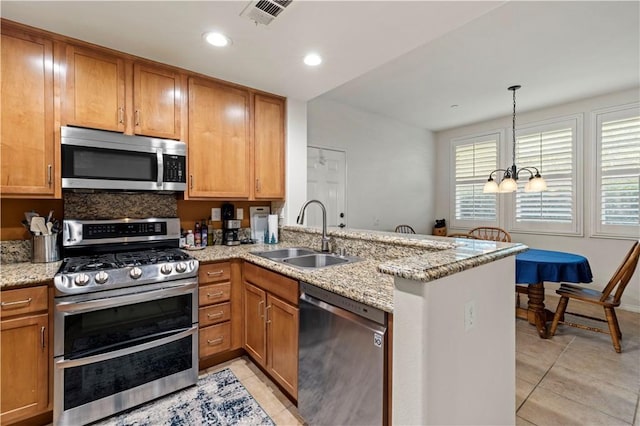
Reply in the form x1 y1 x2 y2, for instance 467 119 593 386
516 249 593 285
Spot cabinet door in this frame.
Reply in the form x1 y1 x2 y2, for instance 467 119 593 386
1 28 55 196
267 294 299 399
253 94 285 199
133 63 182 139
64 45 125 132
0 314 48 424
188 78 250 198
243 282 267 367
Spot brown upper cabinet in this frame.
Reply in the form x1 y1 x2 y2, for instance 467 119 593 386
1 25 57 198
188 77 251 199
253 94 285 199
63 44 182 140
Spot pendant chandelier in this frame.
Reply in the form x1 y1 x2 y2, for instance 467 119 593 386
483 85 547 193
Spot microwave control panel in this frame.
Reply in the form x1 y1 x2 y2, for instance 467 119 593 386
163 155 186 183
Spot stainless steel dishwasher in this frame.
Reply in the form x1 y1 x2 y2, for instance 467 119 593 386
298 281 387 425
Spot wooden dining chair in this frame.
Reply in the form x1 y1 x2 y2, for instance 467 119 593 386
468 226 511 242
447 233 477 239
549 241 640 353
394 225 416 234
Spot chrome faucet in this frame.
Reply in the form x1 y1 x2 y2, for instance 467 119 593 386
296 200 331 252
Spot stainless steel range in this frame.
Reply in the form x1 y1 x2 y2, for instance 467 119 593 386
53 218 199 426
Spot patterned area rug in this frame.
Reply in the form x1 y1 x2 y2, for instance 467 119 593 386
95 368 274 426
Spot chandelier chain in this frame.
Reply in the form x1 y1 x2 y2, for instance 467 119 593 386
512 87 517 168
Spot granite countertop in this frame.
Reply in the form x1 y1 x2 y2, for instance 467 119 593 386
0 229 527 314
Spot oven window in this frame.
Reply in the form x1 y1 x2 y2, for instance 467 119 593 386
62 145 157 181
64 294 192 359
63 335 192 410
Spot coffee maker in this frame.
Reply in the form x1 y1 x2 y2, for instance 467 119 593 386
223 220 241 246
221 203 241 246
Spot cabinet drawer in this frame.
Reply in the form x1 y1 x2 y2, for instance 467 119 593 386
199 322 231 357
199 302 231 327
243 262 298 305
199 283 230 306
199 262 231 284
0 286 48 318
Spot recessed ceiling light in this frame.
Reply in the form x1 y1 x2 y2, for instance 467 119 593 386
304 53 322 66
450 104 459 108
203 32 232 47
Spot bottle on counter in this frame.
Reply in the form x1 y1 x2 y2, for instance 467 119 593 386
186 230 195 247
194 221 202 247
201 219 208 247
208 222 215 246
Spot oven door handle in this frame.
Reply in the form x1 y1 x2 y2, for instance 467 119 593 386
55 283 197 314
55 325 197 369
156 148 163 188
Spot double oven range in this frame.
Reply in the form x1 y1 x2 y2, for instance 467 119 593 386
53 218 199 425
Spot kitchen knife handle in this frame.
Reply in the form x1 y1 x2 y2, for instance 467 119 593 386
47 164 52 187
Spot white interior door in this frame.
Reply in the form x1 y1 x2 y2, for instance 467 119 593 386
306 147 346 229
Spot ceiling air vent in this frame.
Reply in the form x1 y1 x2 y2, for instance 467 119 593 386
240 0 293 25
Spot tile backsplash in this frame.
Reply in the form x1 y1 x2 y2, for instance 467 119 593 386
64 192 178 219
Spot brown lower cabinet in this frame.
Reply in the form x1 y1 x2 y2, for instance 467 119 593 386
0 285 51 425
243 262 299 399
198 260 243 366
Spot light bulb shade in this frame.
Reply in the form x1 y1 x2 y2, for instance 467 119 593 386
483 180 499 193
528 176 547 192
524 180 532 192
498 177 517 193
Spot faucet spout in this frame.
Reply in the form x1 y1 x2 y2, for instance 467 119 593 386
296 200 331 252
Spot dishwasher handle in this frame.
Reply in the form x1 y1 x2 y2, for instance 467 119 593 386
300 292 387 335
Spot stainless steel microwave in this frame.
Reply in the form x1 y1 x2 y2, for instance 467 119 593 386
61 126 187 192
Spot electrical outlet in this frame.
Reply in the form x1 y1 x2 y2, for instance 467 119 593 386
464 300 476 331
211 208 221 221
237 208 244 220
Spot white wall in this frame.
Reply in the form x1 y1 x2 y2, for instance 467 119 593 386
434 88 640 311
274 98 308 226
393 257 515 425
307 98 436 233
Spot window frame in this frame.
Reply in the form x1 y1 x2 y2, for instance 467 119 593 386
449 130 503 229
590 102 640 239
506 114 583 236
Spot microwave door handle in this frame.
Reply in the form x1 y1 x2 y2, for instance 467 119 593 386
156 148 163 188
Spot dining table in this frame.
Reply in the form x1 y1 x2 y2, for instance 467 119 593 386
515 248 593 338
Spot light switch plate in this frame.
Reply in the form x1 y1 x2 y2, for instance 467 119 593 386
237 208 244 220
211 208 221 221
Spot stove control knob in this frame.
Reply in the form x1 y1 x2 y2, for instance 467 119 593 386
130 267 143 280
95 271 109 284
160 264 173 275
74 273 90 286
175 262 187 273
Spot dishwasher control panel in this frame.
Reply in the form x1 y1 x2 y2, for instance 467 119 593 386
299 281 386 325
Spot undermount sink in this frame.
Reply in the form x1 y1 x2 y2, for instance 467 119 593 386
251 247 362 269
283 253 350 268
254 247 317 260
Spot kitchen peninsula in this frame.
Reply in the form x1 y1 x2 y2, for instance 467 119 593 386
1 226 526 425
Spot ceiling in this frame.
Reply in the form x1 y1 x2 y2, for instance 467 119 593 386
2 1 638 132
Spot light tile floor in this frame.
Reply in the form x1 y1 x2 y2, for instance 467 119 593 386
212 294 640 426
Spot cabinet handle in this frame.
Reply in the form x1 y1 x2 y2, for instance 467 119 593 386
41 326 46 350
47 164 52 187
255 178 261 193
207 291 224 299
207 311 224 319
135 110 141 126
206 270 224 277
1 297 32 308
190 175 193 190
207 337 224 346
265 304 272 324
118 107 125 124
258 300 264 319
